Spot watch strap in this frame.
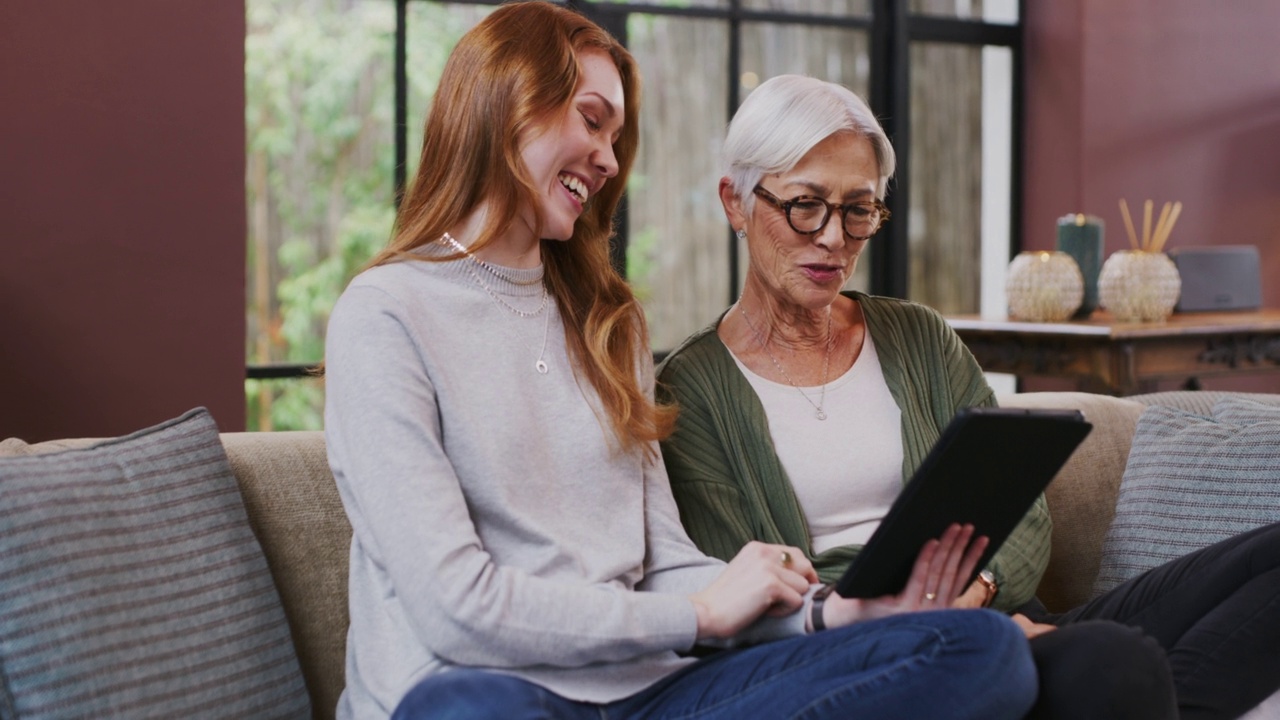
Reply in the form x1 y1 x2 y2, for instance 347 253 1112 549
810 583 835 632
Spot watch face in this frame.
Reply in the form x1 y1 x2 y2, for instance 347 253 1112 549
977 571 998 606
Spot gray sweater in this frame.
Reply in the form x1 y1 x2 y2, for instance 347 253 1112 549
324 248 805 719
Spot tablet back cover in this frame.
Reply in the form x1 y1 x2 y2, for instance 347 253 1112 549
835 407 1092 599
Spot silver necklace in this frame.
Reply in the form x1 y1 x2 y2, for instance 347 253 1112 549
439 233 549 318
441 233 543 286
439 233 551 374
738 302 834 421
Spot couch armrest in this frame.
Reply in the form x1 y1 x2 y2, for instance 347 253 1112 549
222 431 350 720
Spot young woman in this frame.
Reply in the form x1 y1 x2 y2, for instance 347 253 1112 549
323 4 1038 719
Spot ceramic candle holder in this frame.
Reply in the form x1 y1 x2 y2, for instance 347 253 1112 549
1005 251 1085 322
1098 250 1182 322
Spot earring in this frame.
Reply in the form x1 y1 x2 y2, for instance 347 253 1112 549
735 228 747 241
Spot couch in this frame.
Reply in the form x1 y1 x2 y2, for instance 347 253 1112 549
6 390 1279 719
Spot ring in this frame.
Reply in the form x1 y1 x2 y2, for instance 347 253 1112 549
780 551 792 567
924 592 937 601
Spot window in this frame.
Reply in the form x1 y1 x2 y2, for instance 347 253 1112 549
906 0 1020 316
243 0 488 430
245 0 399 430
245 0 1023 428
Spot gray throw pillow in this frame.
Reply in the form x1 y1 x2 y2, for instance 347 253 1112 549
1092 404 1280 597
0 408 311 718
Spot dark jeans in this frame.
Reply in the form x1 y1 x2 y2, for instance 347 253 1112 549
1026 521 1280 720
1025 621 1176 720
391 609 1037 720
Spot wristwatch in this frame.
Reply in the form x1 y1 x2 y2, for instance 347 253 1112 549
810 583 836 632
976 570 999 607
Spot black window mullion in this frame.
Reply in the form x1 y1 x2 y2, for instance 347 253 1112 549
907 16 1018 45
726 0 742 304
394 0 408 209
869 0 910 299
1011 0 1026 258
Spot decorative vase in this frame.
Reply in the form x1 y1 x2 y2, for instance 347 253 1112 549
1097 250 1182 322
1005 251 1085 322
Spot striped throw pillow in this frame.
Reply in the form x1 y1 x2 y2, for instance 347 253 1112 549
0 409 310 718
1092 404 1280 596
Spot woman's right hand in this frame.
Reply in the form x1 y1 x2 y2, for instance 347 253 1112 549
690 541 816 640
821 523 989 628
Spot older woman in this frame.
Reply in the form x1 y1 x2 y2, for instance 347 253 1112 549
657 74 1280 720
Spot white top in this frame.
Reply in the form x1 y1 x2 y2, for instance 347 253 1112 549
732 331 904 553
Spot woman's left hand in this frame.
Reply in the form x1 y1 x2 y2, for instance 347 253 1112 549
820 523 989 628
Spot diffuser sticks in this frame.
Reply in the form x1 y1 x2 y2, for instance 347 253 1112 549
1118 198 1182 253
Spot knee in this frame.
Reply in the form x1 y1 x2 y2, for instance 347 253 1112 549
1071 622 1171 691
1228 521 1280 564
1030 621 1176 720
940 610 1039 717
1251 521 1280 568
392 670 544 720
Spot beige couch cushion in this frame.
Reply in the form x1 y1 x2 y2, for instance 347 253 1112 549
0 438 34 456
1131 390 1280 416
222 431 349 720
1000 392 1145 611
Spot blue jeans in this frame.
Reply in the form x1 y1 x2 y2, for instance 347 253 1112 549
392 609 1037 720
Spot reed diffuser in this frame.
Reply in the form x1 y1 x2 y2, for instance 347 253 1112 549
1098 198 1183 322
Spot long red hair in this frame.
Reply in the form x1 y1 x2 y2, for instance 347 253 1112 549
369 1 672 453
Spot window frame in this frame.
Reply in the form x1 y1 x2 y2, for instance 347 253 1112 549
245 0 1024 380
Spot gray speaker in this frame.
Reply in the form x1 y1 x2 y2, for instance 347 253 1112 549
1168 245 1262 312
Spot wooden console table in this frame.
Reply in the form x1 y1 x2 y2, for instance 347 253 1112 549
945 310 1280 396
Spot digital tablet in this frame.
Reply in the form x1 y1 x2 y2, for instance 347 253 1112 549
834 407 1092 599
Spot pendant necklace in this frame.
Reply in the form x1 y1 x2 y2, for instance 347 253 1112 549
738 302 834 421
439 233 551 374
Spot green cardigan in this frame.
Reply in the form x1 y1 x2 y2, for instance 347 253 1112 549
656 292 1051 612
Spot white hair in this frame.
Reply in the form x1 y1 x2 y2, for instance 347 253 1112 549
722 74 896 213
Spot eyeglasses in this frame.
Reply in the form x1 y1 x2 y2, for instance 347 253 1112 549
752 185 891 241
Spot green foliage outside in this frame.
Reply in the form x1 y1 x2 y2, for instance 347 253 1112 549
243 1 754 430
244 0 474 431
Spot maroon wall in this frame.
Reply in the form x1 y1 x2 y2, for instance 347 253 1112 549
1 2 247 440
1023 0 1280 392
3 2 1276 434
1025 0 1280 291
